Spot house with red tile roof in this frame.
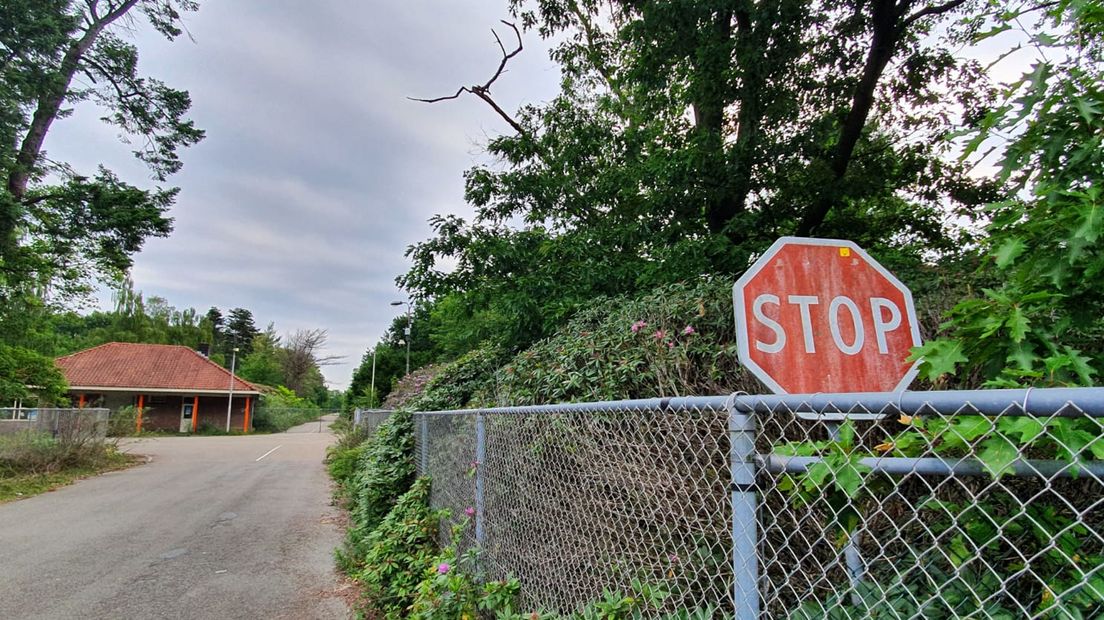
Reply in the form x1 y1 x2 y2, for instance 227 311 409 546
55 342 261 433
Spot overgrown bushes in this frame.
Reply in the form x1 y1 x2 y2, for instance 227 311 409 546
331 341 730 616
0 431 128 501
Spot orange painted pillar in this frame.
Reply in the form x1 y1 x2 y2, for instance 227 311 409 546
192 395 200 433
136 394 145 433
243 396 252 433
78 394 85 408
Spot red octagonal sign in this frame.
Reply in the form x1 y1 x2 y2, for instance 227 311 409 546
733 237 922 394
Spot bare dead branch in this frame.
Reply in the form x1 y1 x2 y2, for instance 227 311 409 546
410 87 467 104
409 20 529 138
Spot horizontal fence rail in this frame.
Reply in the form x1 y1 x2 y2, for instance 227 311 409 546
414 387 1104 618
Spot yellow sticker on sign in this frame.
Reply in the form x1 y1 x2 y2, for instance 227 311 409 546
839 247 851 257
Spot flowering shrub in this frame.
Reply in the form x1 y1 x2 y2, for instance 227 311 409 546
492 279 760 405
409 519 524 619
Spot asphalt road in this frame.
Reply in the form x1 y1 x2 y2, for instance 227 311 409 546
0 416 350 620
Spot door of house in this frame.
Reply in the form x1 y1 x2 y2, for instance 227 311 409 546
180 401 194 433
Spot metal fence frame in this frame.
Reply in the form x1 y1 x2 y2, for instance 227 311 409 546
352 408 392 434
414 387 1104 618
0 407 110 441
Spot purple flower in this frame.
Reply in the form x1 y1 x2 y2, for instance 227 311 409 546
464 507 476 517
630 320 648 333
682 325 696 335
667 341 675 349
437 562 450 574
469 460 479 469
668 553 680 563
653 329 666 341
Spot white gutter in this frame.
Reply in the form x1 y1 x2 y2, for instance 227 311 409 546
67 386 261 396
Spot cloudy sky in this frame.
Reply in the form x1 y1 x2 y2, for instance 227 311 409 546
45 2 562 389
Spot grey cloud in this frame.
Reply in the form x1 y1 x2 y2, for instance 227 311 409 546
43 2 562 388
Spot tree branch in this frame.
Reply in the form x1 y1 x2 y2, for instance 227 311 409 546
903 0 968 27
409 21 530 138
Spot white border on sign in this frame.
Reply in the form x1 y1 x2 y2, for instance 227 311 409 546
731 236 923 394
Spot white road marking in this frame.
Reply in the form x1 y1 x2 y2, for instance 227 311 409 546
255 445 283 462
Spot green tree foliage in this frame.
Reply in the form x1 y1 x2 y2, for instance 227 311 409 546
347 307 437 407
0 343 66 403
912 0 1104 387
237 327 285 387
402 0 998 350
224 307 259 355
0 0 203 299
0 0 203 396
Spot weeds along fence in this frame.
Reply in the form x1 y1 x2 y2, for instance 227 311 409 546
414 388 1104 618
0 408 110 442
252 408 337 433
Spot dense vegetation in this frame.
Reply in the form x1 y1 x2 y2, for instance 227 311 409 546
334 1 1104 616
347 0 1103 409
0 0 204 402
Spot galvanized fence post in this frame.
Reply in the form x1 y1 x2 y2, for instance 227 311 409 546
825 421 864 605
418 414 429 474
730 407 760 620
474 411 486 547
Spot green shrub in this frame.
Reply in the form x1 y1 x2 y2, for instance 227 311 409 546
252 386 322 432
409 517 523 619
107 406 141 437
350 478 444 619
491 279 760 405
0 431 123 474
345 410 416 555
405 345 505 411
327 441 370 498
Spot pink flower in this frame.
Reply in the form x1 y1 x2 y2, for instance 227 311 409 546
683 325 696 335
653 330 666 341
667 341 675 349
437 562 450 574
464 507 476 517
469 460 479 469
630 320 647 333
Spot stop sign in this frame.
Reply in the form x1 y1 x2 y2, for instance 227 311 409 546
732 237 921 394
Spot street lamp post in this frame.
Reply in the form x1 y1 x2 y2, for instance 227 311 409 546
369 346 377 408
390 300 412 375
226 347 239 432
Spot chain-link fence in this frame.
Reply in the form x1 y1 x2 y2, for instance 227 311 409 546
352 409 391 435
414 388 1104 618
0 408 110 442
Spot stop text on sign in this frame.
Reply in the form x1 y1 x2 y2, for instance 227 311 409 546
750 294 902 356
733 237 922 394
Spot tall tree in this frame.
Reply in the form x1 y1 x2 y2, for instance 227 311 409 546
403 0 995 349
225 307 258 355
237 326 285 387
0 0 203 301
281 329 340 399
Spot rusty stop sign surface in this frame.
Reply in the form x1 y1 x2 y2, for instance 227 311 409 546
733 237 922 394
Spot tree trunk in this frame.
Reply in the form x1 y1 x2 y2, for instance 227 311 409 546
2 0 138 255
693 9 740 236
794 0 907 237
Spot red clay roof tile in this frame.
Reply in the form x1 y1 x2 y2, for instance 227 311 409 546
56 343 259 393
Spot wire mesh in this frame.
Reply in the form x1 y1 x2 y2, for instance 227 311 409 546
0 407 110 442
415 388 1104 618
352 409 392 435
419 399 733 615
756 396 1104 620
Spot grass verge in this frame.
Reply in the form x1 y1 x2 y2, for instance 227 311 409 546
0 449 138 502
